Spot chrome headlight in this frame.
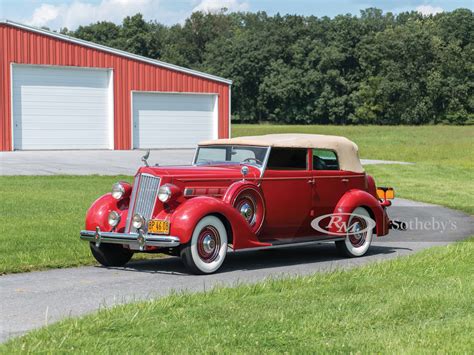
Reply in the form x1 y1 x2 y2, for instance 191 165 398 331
108 210 120 227
158 185 172 202
111 182 125 200
132 213 145 229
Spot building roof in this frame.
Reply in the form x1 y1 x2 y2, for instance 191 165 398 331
0 19 232 85
200 133 364 173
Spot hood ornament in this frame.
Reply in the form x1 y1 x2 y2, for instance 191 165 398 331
141 150 150 167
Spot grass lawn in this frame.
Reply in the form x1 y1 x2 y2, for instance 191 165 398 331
3 238 473 353
0 176 131 274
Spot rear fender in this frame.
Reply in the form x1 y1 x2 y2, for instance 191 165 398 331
331 189 389 236
158 196 270 250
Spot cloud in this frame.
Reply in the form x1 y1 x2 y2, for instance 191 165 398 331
416 4 444 16
24 0 163 29
192 0 249 13
27 4 61 27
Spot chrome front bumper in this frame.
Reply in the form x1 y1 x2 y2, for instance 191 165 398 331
80 227 180 251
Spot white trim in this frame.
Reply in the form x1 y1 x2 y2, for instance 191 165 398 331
228 85 232 138
131 90 221 96
130 91 219 149
1 19 232 85
9 62 14 151
107 70 115 150
213 95 219 140
130 90 134 150
10 62 113 71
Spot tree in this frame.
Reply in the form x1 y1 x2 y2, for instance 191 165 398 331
67 8 474 124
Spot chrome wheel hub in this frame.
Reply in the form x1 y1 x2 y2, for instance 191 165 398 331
202 234 216 253
240 202 254 221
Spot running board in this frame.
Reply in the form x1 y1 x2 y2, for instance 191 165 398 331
230 236 344 253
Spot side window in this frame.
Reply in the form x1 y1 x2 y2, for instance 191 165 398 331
267 148 307 170
312 149 339 170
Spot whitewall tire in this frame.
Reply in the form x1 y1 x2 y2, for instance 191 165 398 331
181 215 228 274
335 207 374 257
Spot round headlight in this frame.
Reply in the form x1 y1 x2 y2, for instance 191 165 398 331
108 210 120 227
132 213 145 229
111 182 125 200
158 185 172 202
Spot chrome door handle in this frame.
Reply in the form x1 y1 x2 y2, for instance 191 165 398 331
308 178 315 184
341 178 349 183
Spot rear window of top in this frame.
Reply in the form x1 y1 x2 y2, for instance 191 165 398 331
312 149 339 170
267 148 307 170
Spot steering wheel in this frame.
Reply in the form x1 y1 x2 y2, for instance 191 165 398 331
241 157 263 165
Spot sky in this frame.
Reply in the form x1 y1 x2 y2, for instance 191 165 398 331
0 0 472 30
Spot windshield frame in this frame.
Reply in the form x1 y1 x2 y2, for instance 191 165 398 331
193 145 271 172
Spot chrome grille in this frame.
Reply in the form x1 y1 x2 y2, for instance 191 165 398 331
126 173 161 232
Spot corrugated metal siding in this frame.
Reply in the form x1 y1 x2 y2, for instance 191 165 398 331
0 24 230 151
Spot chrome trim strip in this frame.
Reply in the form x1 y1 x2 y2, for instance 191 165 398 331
260 146 272 178
80 230 180 249
125 173 141 232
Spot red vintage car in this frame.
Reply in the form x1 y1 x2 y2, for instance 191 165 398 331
80 134 394 274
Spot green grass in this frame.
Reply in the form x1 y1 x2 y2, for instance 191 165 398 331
0 176 131 274
234 125 474 213
3 238 473 353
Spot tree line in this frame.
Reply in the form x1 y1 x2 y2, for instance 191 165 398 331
61 8 473 125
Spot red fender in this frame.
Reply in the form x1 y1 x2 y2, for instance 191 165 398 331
157 196 270 250
85 193 129 232
331 189 389 236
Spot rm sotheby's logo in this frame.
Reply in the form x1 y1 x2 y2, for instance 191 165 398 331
311 213 376 237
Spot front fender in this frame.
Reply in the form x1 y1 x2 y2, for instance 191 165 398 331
331 189 389 236
158 196 270 250
85 193 128 232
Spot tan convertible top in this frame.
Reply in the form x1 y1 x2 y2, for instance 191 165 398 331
200 133 364 173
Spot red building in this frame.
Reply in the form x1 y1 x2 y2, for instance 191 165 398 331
0 20 232 151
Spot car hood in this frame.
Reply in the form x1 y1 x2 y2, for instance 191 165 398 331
136 164 261 180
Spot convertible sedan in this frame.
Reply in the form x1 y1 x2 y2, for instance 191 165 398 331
80 134 395 274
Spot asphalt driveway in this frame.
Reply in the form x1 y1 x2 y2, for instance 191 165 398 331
0 150 413 175
0 198 472 343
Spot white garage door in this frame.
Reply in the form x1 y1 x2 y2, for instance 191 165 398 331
132 92 218 149
12 65 113 150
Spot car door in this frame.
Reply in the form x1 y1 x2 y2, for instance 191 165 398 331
259 148 312 240
311 149 350 233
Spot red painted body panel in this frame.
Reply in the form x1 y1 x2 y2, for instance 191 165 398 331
85 193 128 232
0 23 230 151
259 170 313 239
157 196 270 249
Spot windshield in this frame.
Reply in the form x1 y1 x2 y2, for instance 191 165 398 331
194 145 269 167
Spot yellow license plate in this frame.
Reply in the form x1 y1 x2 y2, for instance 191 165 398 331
148 220 170 235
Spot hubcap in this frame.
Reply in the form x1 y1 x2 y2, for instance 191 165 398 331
240 202 254 221
348 217 367 248
197 226 221 263
236 196 256 226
